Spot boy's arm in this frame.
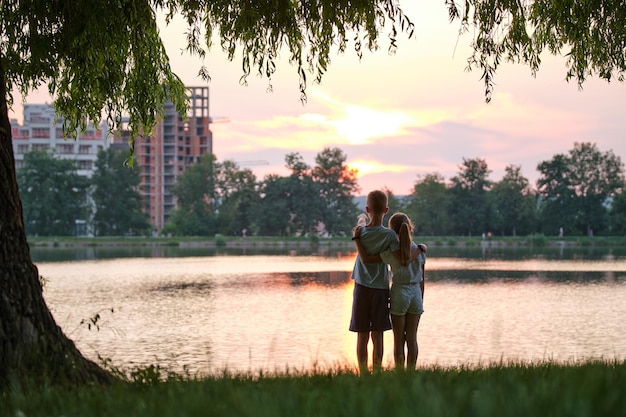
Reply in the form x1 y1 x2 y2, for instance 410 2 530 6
391 249 405 265
352 226 382 263
392 242 426 266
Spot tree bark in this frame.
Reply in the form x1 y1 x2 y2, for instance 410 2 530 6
0 57 112 385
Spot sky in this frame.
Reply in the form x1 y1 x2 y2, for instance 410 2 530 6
12 2 626 197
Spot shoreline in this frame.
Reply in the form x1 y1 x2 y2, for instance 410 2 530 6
26 235 622 249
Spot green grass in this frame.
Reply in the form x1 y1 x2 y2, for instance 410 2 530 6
2 360 625 417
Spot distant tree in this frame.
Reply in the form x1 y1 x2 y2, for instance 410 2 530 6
17 150 89 236
608 191 626 235
537 142 625 236
404 173 452 236
257 174 292 236
312 147 360 236
449 158 492 236
92 148 151 236
166 153 216 236
213 160 259 236
490 165 537 236
382 186 402 228
284 152 324 236
568 142 624 235
536 154 575 236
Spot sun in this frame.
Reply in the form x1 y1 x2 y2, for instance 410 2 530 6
309 88 416 145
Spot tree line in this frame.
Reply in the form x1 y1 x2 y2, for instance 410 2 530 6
401 142 625 237
17 142 626 238
16 146 362 237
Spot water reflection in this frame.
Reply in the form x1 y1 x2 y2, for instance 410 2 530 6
429 269 626 284
37 251 626 375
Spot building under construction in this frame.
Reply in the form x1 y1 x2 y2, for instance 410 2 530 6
113 86 213 231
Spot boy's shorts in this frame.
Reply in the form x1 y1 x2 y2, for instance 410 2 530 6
349 283 392 332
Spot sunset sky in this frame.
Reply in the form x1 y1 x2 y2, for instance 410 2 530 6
13 2 626 197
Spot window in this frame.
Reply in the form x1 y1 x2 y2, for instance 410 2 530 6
32 127 51 138
17 145 29 154
57 144 74 154
79 145 91 154
32 144 48 152
77 160 93 170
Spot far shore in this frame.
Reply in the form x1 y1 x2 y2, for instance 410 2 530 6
26 234 626 249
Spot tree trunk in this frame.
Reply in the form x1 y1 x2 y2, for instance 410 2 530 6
0 58 111 385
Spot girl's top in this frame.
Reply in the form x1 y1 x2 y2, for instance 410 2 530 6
380 242 425 285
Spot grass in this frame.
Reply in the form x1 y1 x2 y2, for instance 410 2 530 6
2 360 625 417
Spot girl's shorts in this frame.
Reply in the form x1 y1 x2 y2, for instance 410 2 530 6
390 283 424 316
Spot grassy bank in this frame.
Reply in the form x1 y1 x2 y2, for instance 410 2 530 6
3 360 624 417
26 234 626 249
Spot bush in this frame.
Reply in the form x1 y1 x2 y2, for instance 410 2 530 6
215 234 226 247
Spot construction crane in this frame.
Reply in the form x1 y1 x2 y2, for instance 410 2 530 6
209 116 230 124
238 160 269 167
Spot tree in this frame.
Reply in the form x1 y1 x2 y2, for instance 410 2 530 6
312 148 360 236
92 148 151 236
166 153 217 236
283 152 323 236
257 174 292 236
17 150 90 236
537 143 625 236
2 0 624 386
404 173 452 236
449 158 492 236
382 187 403 228
567 142 624 235
213 160 259 236
490 165 537 236
608 191 626 235
449 0 626 101
536 153 576 236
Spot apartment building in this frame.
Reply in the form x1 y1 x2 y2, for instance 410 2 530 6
11 104 109 177
112 86 213 230
12 86 213 232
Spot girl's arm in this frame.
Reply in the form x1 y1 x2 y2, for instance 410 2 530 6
420 255 425 300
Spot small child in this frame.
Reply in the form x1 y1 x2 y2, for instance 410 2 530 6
349 190 400 374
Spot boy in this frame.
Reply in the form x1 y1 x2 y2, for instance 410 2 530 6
349 190 400 374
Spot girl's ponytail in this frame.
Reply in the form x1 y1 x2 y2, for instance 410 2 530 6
399 222 411 265
389 212 414 265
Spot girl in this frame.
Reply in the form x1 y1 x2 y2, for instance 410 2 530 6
353 212 426 370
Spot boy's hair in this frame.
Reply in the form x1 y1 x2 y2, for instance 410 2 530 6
366 190 388 214
389 212 413 265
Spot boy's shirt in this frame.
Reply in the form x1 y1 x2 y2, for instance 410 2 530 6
351 225 399 289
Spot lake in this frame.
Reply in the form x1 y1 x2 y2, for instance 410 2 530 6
33 244 626 376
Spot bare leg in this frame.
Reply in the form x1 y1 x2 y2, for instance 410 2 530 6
391 314 407 370
371 330 384 373
405 313 421 370
357 332 370 375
